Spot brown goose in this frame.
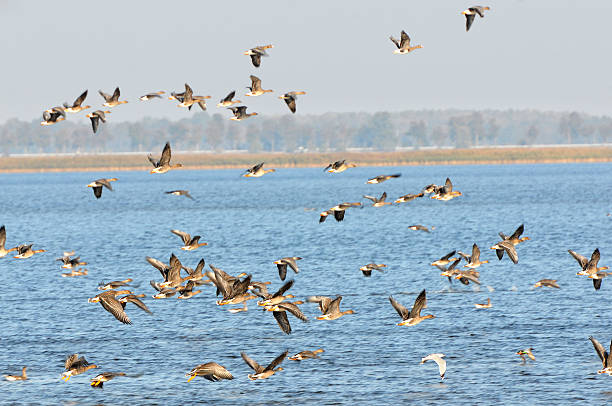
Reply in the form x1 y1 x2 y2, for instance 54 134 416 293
208 265 252 305
40 108 65 126
359 263 387 277
316 296 355 320
165 190 195 200
494 224 529 260
396 193 425 204
289 349 324 361
255 280 295 307
99 87 128 107
228 105 258 121
570 248 610 290
431 178 461 200
186 362 234 382
462 6 490 32
589 336 612 375
408 224 432 232
87 178 117 199
98 279 132 290
324 160 356 173
139 91 165 101
13 244 46 259
86 110 111 134
431 251 457 267
363 192 392 207
274 257 302 281
62 354 98 381
244 44 273 67
177 281 203 299
264 301 308 335
279 91 306 114
245 75 273 97
389 289 434 326
390 30 423 54
243 162 275 177
63 90 90 113
217 90 242 107
148 142 183 174
241 350 288 380
516 348 535 363
90 372 126 388
463 244 489 269
490 240 519 264
367 174 401 184
3 366 27 381
0 225 17 258
88 289 133 324
319 202 361 223
171 229 208 251
533 279 560 289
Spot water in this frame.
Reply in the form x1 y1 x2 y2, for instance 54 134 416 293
1 163 611 405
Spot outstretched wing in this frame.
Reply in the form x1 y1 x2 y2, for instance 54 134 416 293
73 90 88 107
409 289 427 318
264 350 288 371
465 13 476 31
399 30 411 48
389 295 410 320
171 229 191 245
159 142 172 166
241 352 263 373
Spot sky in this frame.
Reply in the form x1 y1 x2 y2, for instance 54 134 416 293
1 0 611 124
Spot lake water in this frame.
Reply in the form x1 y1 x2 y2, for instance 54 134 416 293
1 163 611 405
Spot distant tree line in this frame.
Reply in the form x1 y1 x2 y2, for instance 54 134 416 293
2 109 612 155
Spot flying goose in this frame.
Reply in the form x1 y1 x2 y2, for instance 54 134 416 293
98 87 128 107
217 90 242 107
171 229 208 251
241 350 288 380
289 349 324 361
243 162 275 177
363 192 392 207
516 348 535 363
88 290 133 324
244 44 273 67
148 142 183 174
228 105 257 121
367 174 401 184
533 279 560 289
389 30 423 54
319 202 361 223
13 244 46 259
274 257 302 281
431 178 461 200
495 224 529 260
279 91 306 114
324 160 356 173
570 248 610 290
87 178 117 199
40 108 65 126
245 75 273 97
63 90 90 113
462 6 490 32
315 296 355 320
389 289 434 326
359 263 387 277
90 372 126 388
62 354 98 381
186 362 234 382
165 190 195 200
139 91 165 101
86 110 111 134
396 193 425 204
463 244 489 269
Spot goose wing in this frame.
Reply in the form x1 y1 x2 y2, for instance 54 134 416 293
171 229 191 245
65 354 79 370
111 87 121 102
273 311 292 334
465 13 476 31
283 95 297 113
500 241 518 264
471 244 480 262
159 142 172 166
389 295 410 320
325 296 342 315
223 91 236 102
568 249 589 268
250 75 262 91
589 336 608 367
123 295 152 314
99 295 132 324
73 90 88 107
0 225 5 249
98 90 111 101
441 250 456 261
389 35 400 49
96 178 113 191
363 195 378 202
409 289 427 318
278 302 308 321
510 224 525 240
399 30 411 48
250 54 261 67
90 116 99 134
241 352 264 373
264 350 288 372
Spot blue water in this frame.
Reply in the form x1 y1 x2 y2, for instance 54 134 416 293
1 163 611 405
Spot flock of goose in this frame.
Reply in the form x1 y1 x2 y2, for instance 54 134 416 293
4 4 612 394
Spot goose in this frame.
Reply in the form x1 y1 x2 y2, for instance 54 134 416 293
171 229 208 251
359 263 387 277
88 289 133 324
148 142 183 174
474 298 492 309
245 75 273 97
570 248 610 290
90 372 126 388
495 224 529 260
228 105 257 121
139 91 165 101
217 90 242 107
420 354 446 379
516 348 535 363
490 240 519 264
3 367 27 381
589 336 612 375
462 6 490 32
431 251 457 267
390 30 423 54
463 244 489 269
85 110 111 134
367 174 401 184
319 202 361 223
408 224 432 232
186 363 234 382
177 281 203 299
87 178 117 199
61 354 97 381
58 256 87 269
98 87 127 107
13 244 46 259
255 280 295 307
208 265 252 305
63 90 90 113
244 44 273 67
279 91 306 114
165 190 195 200
389 289 434 326
0 225 17 258
533 279 560 289
274 257 302 281
241 350 288 380
263 301 308 335
431 178 461 200
324 160 356 173
316 296 355 320
363 192 392 207
40 108 65 126
396 193 425 203
243 162 275 177
289 349 324 361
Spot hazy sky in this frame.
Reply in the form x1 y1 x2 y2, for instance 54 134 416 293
1 0 611 124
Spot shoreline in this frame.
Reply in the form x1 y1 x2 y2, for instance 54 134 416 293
1 146 611 173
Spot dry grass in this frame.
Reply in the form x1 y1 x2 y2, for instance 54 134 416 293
1 146 611 173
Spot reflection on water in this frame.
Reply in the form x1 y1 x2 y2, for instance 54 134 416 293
1 163 611 404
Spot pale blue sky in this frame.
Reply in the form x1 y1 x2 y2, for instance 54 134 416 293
1 0 611 123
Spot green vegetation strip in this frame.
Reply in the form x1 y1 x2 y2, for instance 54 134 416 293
1 147 611 173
